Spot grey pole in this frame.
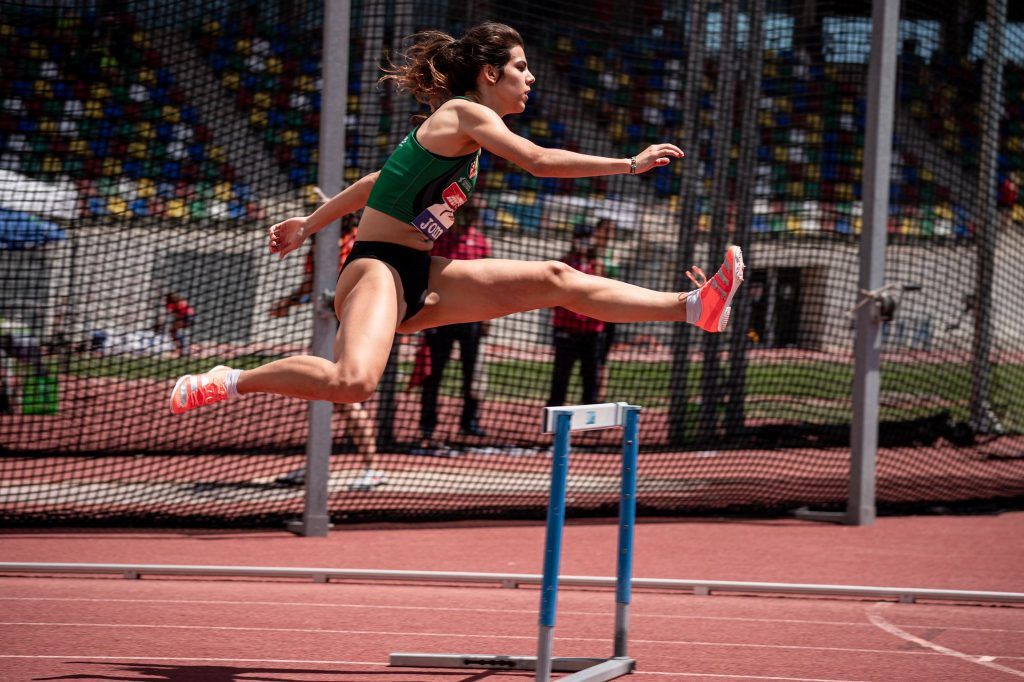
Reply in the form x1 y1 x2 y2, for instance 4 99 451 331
970 0 1007 435
668 0 707 445
289 0 351 537
848 0 901 526
727 0 766 434
696 0 739 441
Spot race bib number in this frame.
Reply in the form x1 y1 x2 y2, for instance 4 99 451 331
412 203 454 241
411 182 465 240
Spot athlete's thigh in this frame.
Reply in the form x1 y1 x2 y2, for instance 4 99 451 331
401 257 560 331
333 258 404 377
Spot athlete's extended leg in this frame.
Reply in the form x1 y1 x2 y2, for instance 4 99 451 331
401 246 743 334
171 260 404 414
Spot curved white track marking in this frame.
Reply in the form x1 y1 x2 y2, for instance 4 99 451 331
2 596 1021 633
867 603 1024 678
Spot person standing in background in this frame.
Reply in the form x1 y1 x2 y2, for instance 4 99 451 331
593 217 620 399
418 202 492 449
163 293 194 359
548 224 604 407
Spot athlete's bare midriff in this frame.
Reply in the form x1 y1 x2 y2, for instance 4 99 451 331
356 206 436 251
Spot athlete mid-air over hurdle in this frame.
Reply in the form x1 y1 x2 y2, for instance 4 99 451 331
170 21 743 416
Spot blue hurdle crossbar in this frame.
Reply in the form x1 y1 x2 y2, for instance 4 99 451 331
390 402 642 682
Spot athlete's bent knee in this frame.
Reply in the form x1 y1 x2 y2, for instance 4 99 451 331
545 260 577 287
326 368 379 404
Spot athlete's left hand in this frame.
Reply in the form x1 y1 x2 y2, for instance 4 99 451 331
633 143 685 174
269 217 308 259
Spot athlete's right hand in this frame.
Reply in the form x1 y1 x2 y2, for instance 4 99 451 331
633 143 685 174
269 217 308 259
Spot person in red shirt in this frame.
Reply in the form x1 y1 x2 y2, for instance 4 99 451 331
548 224 605 407
163 293 194 358
418 203 492 448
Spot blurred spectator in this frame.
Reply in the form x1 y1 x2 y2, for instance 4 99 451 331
594 217 620 399
548 224 604 407
418 203 492 448
162 293 194 358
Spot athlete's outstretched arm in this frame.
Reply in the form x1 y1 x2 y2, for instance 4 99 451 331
460 104 682 178
269 171 380 258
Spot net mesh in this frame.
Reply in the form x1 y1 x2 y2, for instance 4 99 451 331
1 0 1022 527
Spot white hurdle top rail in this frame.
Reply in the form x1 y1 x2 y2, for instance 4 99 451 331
542 402 635 434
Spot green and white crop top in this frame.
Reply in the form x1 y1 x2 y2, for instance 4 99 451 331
365 98 481 241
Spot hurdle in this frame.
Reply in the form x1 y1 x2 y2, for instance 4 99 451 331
390 402 642 682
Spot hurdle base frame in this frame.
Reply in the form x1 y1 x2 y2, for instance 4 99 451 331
389 653 635 681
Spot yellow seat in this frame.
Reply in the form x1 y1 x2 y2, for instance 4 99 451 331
85 100 104 119
214 181 234 201
138 179 155 199
249 109 268 127
107 196 128 215
209 146 227 163
128 141 147 159
254 91 271 109
70 139 88 155
162 105 181 124
235 38 252 55
101 158 122 176
166 198 186 219
138 68 156 87
282 129 299 146
222 72 241 90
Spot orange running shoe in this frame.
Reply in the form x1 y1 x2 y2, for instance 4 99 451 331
690 245 745 333
169 365 233 415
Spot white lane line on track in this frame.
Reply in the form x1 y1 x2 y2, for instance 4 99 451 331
867 603 1024 678
3 596 1022 634
6 620 1021 659
0 655 871 682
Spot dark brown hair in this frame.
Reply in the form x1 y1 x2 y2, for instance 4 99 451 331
380 22 524 108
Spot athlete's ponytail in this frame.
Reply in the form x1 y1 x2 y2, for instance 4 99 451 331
381 22 524 109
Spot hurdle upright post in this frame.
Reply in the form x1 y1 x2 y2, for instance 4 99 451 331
536 409 573 682
614 405 640 659
389 402 641 682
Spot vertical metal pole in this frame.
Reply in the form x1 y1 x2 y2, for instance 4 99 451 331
697 0 739 441
970 0 1007 435
614 406 640 658
849 0 900 526
294 0 350 537
668 0 708 445
726 0 766 433
536 410 572 682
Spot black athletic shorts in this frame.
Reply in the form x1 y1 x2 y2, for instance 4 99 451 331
340 241 432 321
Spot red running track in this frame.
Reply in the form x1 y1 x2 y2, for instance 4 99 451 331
2 577 1023 681
1 513 1023 681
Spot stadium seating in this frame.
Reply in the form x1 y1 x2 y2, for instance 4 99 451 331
0 9 259 221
